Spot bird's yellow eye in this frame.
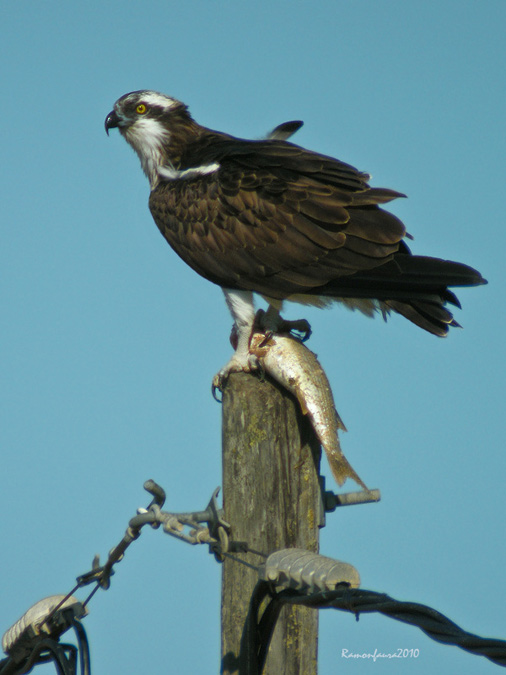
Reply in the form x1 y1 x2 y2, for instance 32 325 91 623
136 103 147 114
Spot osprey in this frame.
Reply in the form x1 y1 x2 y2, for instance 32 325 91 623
105 90 486 384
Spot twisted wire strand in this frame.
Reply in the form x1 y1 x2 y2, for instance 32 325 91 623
276 587 506 668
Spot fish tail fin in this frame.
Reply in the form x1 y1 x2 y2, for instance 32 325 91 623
325 442 368 491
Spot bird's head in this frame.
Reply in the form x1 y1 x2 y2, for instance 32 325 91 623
105 90 194 186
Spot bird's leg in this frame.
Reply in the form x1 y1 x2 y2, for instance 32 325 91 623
212 289 260 398
257 303 312 342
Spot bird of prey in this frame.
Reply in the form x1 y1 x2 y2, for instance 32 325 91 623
105 90 486 384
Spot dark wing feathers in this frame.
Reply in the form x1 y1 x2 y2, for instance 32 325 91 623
267 120 304 141
351 187 405 206
384 300 458 337
149 135 485 335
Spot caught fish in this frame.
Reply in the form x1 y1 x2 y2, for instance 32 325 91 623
249 332 368 490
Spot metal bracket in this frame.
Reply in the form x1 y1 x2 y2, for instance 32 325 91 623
159 486 230 548
318 476 381 527
157 486 249 561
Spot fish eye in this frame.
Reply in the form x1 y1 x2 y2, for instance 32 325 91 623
136 103 147 114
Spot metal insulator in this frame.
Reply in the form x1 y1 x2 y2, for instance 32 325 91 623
2 595 86 658
259 548 360 594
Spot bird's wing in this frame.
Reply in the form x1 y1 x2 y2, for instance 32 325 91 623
149 138 407 300
266 120 304 141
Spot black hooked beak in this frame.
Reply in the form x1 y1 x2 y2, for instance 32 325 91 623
105 110 120 135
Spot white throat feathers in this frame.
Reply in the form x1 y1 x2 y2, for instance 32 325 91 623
124 116 220 188
124 117 171 187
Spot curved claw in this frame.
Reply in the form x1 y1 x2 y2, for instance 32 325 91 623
258 330 273 348
211 353 261 401
280 318 312 342
255 309 312 343
212 375 224 403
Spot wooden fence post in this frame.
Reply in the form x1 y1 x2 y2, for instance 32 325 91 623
220 372 321 675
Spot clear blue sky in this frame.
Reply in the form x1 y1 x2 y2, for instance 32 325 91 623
1 2 505 673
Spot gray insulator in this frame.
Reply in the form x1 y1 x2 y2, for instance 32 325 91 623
260 548 360 593
2 595 86 656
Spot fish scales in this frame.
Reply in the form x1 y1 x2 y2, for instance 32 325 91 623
249 333 368 490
